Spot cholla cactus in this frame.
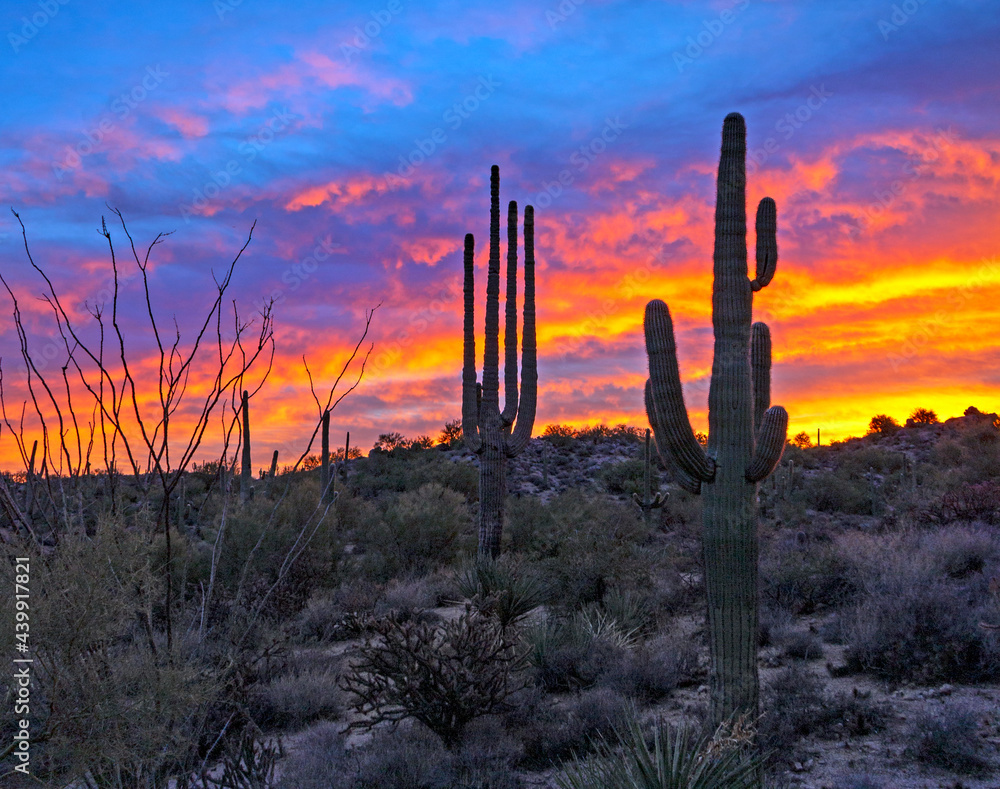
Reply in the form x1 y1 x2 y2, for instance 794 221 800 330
644 113 788 729
462 165 537 558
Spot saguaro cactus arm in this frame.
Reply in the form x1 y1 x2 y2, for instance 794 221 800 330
644 300 715 484
501 199 520 428
746 405 789 483
462 233 482 453
506 205 536 457
645 379 702 494
751 197 777 291
751 322 771 435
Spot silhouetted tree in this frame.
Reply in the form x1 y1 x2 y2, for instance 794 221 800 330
792 431 812 449
909 407 939 425
867 414 901 435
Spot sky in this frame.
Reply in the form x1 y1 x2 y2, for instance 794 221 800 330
1 0 999 472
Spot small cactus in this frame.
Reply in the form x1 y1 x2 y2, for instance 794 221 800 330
240 390 253 504
632 428 666 525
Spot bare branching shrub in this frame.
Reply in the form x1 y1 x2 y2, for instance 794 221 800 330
340 611 525 748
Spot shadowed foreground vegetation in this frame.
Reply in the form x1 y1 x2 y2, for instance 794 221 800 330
2 412 999 787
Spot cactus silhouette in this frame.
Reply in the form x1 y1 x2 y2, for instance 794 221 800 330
632 428 666 525
321 410 334 504
462 165 537 558
643 113 788 730
240 390 253 504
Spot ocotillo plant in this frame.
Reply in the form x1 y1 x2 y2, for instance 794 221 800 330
632 428 666 525
463 165 537 558
643 113 788 731
240 390 253 504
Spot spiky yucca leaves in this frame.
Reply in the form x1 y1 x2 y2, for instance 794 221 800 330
556 715 763 789
462 165 538 557
644 114 788 734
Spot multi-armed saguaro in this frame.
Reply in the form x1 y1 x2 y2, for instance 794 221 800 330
644 113 788 729
462 165 537 558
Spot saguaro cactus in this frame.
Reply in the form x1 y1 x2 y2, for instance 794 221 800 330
644 113 788 730
462 165 537 558
632 428 666 525
240 390 253 504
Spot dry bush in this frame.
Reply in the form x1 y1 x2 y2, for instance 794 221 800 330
340 610 525 748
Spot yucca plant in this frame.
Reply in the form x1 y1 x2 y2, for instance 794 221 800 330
556 714 763 789
453 555 548 630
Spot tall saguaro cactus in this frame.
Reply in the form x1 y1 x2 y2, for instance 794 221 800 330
644 113 788 731
240 390 253 504
462 165 537 558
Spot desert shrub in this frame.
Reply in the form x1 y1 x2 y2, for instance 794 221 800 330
354 722 457 788
758 604 793 647
356 482 470 580
350 450 479 501
906 702 991 775
909 407 939 425
866 414 900 436
504 493 556 553
797 471 873 515
759 541 859 614
529 492 651 608
0 520 294 788
202 483 335 618
760 665 889 765
248 668 340 732
555 714 762 789
844 575 1000 683
783 631 824 660
340 611 524 748
542 424 577 448
519 688 632 767
597 636 699 702
838 446 904 477
599 458 654 497
454 716 525 789
919 525 1000 577
937 481 1000 525
274 722 352 789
